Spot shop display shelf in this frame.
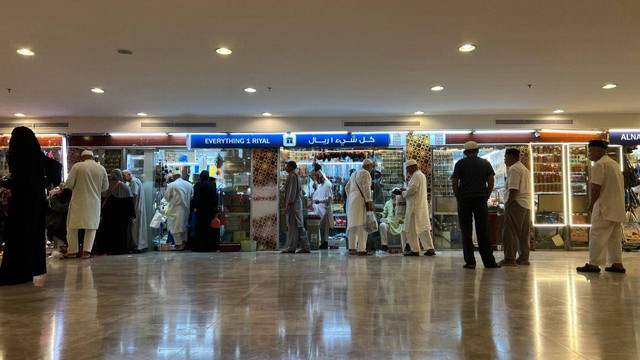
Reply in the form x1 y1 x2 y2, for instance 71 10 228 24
535 191 563 195
227 212 250 216
536 182 562 185
435 212 459 215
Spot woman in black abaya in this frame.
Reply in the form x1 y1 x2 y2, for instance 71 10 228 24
92 169 136 256
192 170 219 252
0 127 62 285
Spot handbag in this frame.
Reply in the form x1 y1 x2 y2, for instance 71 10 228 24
149 210 163 229
219 210 228 226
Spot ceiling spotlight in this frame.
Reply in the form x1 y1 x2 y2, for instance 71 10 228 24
431 85 444 92
262 112 273 116
244 87 257 93
602 83 617 89
91 88 105 94
553 109 565 114
137 112 148 117
414 111 425 115
216 47 232 55
458 44 475 52
14 113 26 117
17 48 35 56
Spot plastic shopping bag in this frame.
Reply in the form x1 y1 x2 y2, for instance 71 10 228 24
149 210 163 229
365 211 379 233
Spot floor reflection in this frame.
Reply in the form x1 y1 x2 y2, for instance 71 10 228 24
0 251 639 359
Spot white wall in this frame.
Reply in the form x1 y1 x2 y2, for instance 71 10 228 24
2 113 640 134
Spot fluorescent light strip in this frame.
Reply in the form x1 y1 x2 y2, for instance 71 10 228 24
109 132 168 136
62 137 68 181
168 133 188 136
541 129 602 134
35 134 62 137
474 130 534 134
413 130 472 134
293 131 348 135
297 162 363 165
610 129 640 133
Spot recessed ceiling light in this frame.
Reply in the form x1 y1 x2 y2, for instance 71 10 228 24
602 83 617 89
91 88 105 94
262 112 273 116
17 48 35 56
431 85 444 92
414 111 425 115
553 109 565 114
14 113 26 117
137 112 148 117
216 47 232 55
458 44 475 52
244 87 257 93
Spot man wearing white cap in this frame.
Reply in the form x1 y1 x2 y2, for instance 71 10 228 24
164 171 193 250
65 150 109 258
345 159 375 255
452 141 500 269
401 160 435 256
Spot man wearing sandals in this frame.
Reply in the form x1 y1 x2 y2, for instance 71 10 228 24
345 159 375 255
577 140 627 274
65 150 109 259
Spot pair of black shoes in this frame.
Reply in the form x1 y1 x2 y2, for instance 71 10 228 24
576 263 626 273
463 263 501 269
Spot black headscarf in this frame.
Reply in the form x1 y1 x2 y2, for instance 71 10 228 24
8 127 44 187
200 170 210 182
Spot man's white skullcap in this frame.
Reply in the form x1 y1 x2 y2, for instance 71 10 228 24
362 159 373 166
405 159 418 167
81 150 94 157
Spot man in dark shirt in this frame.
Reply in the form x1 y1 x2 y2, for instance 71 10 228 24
452 141 500 269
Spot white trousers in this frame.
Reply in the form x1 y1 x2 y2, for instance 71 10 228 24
379 223 407 247
67 229 97 254
349 226 368 252
173 231 187 246
404 213 435 253
589 216 623 266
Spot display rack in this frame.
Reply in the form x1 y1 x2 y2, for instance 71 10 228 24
530 144 566 227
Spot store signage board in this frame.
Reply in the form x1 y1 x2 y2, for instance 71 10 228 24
189 134 284 148
285 133 390 148
610 131 640 145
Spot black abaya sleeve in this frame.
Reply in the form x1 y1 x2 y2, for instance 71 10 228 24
43 156 62 188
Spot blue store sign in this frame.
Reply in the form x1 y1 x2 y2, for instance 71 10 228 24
284 133 389 148
189 134 284 148
610 131 640 145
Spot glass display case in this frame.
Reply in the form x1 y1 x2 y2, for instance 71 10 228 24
431 145 508 249
567 144 590 227
531 144 566 225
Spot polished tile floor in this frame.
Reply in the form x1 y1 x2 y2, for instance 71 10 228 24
1 250 639 359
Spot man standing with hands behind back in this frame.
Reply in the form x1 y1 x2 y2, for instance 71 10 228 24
401 160 435 256
281 160 311 254
452 141 501 269
577 140 627 273
499 148 532 267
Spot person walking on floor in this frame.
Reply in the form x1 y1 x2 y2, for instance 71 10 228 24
281 161 311 253
64 150 109 259
452 141 501 269
345 159 375 255
0 127 62 285
378 188 405 253
577 140 627 273
401 160 436 257
123 170 148 252
314 171 334 250
499 148 532 267
164 172 193 251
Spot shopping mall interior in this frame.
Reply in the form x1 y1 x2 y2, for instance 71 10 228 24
2 1 640 359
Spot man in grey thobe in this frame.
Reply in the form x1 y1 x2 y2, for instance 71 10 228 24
281 160 311 253
123 170 148 252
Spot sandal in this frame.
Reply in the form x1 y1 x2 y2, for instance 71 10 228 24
576 263 600 273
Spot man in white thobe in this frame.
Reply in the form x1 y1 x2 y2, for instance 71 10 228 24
401 160 435 257
345 159 375 255
577 140 627 273
65 150 109 258
123 170 148 252
314 171 334 249
164 173 193 250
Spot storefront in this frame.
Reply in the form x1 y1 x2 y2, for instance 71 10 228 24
278 132 407 249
